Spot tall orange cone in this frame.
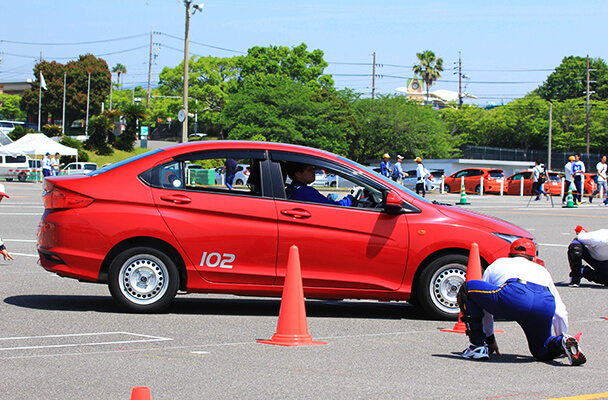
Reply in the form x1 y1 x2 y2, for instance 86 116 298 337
441 242 483 333
257 245 327 346
131 387 151 400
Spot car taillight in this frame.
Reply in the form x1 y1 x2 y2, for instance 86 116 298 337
43 183 94 210
245 168 250 176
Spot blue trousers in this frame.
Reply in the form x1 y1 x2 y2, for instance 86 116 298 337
574 175 583 203
225 174 235 190
464 279 564 361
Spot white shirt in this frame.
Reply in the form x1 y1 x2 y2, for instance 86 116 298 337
42 156 52 171
564 162 572 181
532 164 544 183
577 229 608 261
596 162 607 183
416 163 428 183
481 257 568 337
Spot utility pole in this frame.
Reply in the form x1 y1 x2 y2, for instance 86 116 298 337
585 54 597 157
458 52 463 110
147 30 154 109
548 102 552 171
371 52 376 99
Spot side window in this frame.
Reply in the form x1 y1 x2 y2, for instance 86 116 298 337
456 170 469 178
146 149 267 197
271 154 384 210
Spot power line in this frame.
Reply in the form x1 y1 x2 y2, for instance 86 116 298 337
0 34 149 46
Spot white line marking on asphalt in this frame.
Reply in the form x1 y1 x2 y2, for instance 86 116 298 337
8 252 39 258
538 243 568 248
4 239 37 243
0 213 42 216
0 332 173 351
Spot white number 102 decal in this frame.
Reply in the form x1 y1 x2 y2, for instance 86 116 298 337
200 252 235 269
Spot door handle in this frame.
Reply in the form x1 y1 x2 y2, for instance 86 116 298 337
160 194 192 204
281 208 312 219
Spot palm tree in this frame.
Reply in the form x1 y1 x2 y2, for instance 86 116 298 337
412 50 444 104
112 63 127 88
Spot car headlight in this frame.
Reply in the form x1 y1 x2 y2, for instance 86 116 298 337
492 233 521 243
493 233 539 255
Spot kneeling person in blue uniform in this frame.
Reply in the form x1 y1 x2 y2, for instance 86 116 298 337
285 162 362 206
457 238 586 365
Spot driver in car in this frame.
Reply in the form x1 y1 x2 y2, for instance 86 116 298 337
285 162 363 206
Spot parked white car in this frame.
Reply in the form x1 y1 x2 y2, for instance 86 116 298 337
61 162 98 175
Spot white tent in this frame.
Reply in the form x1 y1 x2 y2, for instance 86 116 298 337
0 133 79 181
0 133 78 157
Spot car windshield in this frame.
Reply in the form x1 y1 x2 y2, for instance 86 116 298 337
89 149 163 176
337 156 431 203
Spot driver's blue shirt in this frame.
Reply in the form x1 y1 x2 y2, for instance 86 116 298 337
286 181 354 206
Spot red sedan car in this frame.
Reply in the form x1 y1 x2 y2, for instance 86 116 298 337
505 171 562 196
38 141 533 320
443 168 505 194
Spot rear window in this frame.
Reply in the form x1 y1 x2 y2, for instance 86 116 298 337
84 164 97 170
89 149 163 176
488 170 504 178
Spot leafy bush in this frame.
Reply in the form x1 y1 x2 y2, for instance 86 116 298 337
8 125 34 141
42 124 62 137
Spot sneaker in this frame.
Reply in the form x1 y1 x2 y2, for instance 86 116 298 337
534 197 540 201
462 344 489 360
568 277 581 287
562 335 586 366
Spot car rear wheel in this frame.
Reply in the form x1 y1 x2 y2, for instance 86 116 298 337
108 247 179 313
235 179 244 185
475 185 481 194
18 172 27 182
417 254 468 320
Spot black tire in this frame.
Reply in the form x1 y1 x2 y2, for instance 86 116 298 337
235 179 244 185
444 184 451 193
417 254 468 320
474 185 481 194
18 172 27 182
108 246 179 313
5 178 13 182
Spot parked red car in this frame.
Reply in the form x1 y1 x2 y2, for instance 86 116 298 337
505 171 562 196
38 141 534 320
443 168 505 194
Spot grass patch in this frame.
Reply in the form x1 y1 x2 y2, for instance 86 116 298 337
85 147 153 166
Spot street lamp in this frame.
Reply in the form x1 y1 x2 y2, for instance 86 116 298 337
182 1 204 143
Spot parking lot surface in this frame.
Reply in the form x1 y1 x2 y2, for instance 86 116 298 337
1 183 606 399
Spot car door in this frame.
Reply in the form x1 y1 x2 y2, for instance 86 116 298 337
269 151 409 291
149 149 278 285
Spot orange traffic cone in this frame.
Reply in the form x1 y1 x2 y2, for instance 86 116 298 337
131 387 151 400
257 245 327 346
441 242 483 333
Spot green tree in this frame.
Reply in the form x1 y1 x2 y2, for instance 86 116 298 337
0 93 26 120
351 95 454 163
20 54 111 130
412 50 444 104
158 55 239 138
221 74 352 154
114 103 147 152
86 113 115 155
537 56 608 101
238 43 334 88
111 63 127 89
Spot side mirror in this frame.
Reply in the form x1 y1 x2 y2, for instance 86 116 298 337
384 192 405 214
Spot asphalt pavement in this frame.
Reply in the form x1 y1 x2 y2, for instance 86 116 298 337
0 183 606 400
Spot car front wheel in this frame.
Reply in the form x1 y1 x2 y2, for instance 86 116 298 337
417 254 468 320
444 184 451 193
108 247 179 313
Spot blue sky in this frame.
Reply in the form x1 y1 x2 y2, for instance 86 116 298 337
2 0 607 106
